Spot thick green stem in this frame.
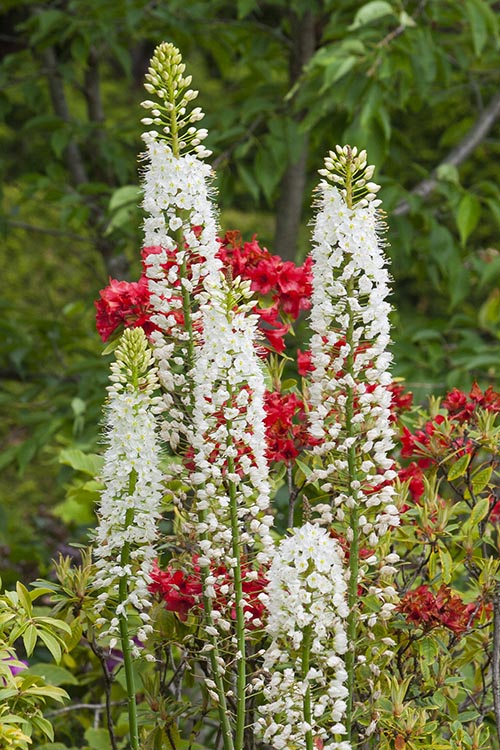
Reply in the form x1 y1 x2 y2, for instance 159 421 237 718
302 624 314 750
227 446 246 750
118 473 139 750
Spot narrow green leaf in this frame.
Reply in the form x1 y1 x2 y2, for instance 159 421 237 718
36 629 62 663
23 624 37 657
16 581 33 616
438 546 453 584
456 193 481 246
467 497 491 529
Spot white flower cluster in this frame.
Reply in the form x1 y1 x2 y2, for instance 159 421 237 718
190 275 274 628
255 524 350 750
308 147 398 539
93 328 163 649
142 134 222 450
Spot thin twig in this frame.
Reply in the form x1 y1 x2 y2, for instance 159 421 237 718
46 700 126 717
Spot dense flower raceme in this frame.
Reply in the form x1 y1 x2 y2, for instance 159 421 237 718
189 276 274 631
255 524 350 750
149 558 268 628
308 148 398 540
141 136 222 452
93 328 163 650
398 585 481 637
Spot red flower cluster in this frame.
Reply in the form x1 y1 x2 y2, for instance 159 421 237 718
397 384 499 504
387 382 413 420
398 584 476 636
217 231 313 352
149 558 268 628
264 391 318 463
442 382 500 423
95 277 155 342
398 462 425 502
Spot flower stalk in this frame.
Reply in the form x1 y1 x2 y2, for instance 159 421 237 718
308 144 398 743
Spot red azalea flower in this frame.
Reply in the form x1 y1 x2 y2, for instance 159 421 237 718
398 462 425 502
95 276 155 342
387 383 413 419
150 559 268 628
470 382 500 413
441 388 474 423
149 561 202 621
399 584 474 636
264 390 318 463
247 257 281 296
297 349 314 376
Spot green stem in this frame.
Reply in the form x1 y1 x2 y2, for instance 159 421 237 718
227 446 246 750
118 472 139 750
198 546 235 750
302 624 314 750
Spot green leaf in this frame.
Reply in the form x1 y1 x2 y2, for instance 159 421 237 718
36 629 62 663
59 448 104 476
447 453 471 481
467 496 491 529
26 664 78 686
85 727 113 750
30 715 54 741
465 0 497 56
349 1 395 29
436 163 460 184
438 545 453 584
16 582 33 616
456 193 481 246
23 624 37 657
471 465 493 494
237 0 258 18
104 185 140 235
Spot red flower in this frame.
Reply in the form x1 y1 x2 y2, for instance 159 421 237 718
264 390 318 463
95 277 155 342
489 496 500 524
387 383 413 420
398 462 425 502
149 561 202 621
398 584 474 636
150 559 268 629
441 388 474 423
297 349 314 376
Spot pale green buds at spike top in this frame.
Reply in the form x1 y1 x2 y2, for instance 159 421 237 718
318 144 381 209
140 42 211 158
108 327 159 395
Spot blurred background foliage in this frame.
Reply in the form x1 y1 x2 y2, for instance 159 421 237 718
1 0 500 584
